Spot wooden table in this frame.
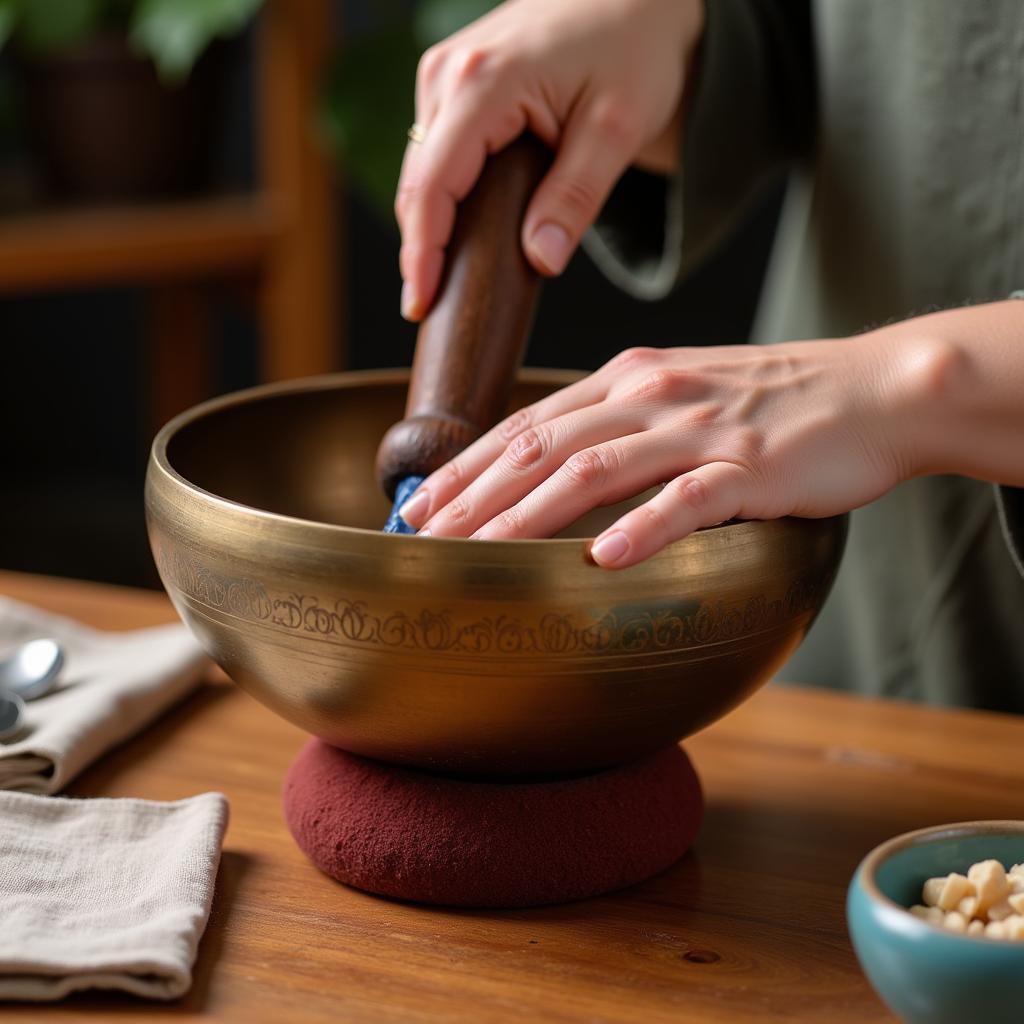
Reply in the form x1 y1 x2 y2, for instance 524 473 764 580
5 571 1024 1023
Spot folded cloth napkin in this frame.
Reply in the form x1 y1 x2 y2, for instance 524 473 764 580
0 790 228 1001
0 597 207 794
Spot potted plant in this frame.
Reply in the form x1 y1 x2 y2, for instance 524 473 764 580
320 0 496 221
0 0 263 202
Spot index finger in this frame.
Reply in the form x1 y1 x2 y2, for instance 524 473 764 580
397 371 611 528
395 94 530 319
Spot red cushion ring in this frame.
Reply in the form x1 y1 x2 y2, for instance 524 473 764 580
283 740 703 908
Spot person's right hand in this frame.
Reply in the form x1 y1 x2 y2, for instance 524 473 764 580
396 0 705 320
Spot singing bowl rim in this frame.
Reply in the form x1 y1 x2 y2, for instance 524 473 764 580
149 367 840 558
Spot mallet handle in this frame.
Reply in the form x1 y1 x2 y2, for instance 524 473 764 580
376 134 550 499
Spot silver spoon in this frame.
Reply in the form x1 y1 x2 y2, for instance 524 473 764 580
0 691 25 742
0 639 64 742
0 638 65 701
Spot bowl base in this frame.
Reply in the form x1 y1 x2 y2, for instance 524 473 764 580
283 740 703 908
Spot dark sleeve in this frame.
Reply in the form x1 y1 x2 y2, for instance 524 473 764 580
997 293 1024 575
583 0 816 299
997 488 1024 576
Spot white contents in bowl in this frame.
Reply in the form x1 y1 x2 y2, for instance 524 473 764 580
909 860 1024 940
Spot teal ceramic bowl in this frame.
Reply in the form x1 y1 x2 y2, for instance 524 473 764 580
848 821 1024 1024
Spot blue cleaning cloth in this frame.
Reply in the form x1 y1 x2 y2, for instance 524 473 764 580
383 475 425 534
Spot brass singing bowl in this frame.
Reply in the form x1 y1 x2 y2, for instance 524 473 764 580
146 369 847 778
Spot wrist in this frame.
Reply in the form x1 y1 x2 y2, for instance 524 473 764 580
865 315 972 480
804 324 946 486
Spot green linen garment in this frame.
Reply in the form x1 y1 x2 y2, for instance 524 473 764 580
586 0 1024 710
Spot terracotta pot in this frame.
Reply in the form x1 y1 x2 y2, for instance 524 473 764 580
18 33 224 202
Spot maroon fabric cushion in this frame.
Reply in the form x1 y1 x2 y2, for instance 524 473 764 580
283 740 703 908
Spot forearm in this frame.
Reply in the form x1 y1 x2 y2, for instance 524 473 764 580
877 300 1024 487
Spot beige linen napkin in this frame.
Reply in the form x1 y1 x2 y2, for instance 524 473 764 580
0 597 207 793
0 790 228 1001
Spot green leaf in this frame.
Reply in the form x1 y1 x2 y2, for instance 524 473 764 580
17 0 103 53
413 0 499 48
318 26 419 220
129 0 263 82
0 1 17 53
318 0 500 223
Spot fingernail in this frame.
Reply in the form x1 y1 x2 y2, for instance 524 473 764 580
418 527 431 537
529 223 572 274
400 280 418 320
398 489 430 526
591 531 629 566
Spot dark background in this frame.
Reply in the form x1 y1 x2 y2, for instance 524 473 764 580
0 8 780 590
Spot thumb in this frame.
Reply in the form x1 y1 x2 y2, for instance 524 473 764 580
522 97 638 276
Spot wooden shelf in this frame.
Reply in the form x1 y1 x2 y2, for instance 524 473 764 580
0 193 285 293
0 0 340 399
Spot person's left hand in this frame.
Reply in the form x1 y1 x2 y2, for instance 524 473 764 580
395 335 923 568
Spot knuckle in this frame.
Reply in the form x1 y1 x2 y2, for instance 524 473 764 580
493 506 527 537
498 408 533 441
440 460 466 491
504 428 545 472
398 242 427 279
636 502 670 536
491 104 529 143
548 175 602 220
732 427 766 465
451 46 500 86
443 497 472 526
686 402 721 428
630 368 688 402
394 176 427 223
416 45 447 91
608 346 658 374
562 447 614 491
589 97 641 146
665 475 711 512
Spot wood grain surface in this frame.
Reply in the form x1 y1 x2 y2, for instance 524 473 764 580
4 570 1024 1023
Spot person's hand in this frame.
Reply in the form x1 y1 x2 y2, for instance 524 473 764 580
396 0 704 320
396 333 929 568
